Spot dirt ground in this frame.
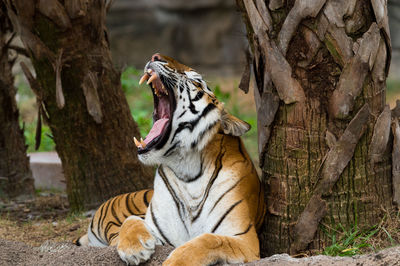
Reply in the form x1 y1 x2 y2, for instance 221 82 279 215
2 193 400 265
1 238 400 266
0 239 171 265
0 192 90 247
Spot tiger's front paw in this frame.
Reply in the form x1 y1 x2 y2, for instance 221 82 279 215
163 233 225 266
117 216 156 265
163 244 203 266
163 247 190 266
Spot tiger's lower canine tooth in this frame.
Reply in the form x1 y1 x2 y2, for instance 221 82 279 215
139 73 149 85
140 138 147 148
162 84 168 95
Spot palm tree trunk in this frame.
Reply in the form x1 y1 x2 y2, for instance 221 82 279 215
4 0 153 210
0 3 35 200
237 0 395 256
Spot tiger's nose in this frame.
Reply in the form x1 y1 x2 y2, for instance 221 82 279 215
151 53 161 62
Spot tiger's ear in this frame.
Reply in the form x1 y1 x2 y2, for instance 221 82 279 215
220 110 251 136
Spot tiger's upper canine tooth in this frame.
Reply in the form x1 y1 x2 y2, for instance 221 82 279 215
139 73 149 85
133 137 141 148
147 74 157 85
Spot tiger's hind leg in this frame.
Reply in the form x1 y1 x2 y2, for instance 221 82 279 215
163 228 260 266
117 216 157 265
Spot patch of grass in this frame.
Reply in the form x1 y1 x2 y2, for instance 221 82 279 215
367 210 400 250
321 224 378 256
321 209 400 257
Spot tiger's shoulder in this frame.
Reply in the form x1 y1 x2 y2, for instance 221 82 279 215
206 133 256 172
205 133 265 230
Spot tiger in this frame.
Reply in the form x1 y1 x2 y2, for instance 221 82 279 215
74 54 265 265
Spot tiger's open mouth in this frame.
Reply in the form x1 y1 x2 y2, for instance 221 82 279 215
134 68 176 154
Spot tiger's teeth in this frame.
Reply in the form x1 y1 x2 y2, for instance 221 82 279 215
139 73 149 85
140 138 147 148
147 74 157 85
162 84 168 95
133 137 141 148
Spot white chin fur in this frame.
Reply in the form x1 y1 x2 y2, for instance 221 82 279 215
138 152 160 166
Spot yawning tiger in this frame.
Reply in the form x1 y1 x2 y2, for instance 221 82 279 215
74 54 265 265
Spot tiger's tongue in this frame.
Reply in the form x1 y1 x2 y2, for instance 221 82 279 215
143 118 169 145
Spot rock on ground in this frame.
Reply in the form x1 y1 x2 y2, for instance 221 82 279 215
1 239 400 265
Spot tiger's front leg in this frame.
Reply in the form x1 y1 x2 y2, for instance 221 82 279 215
116 216 157 265
163 228 260 266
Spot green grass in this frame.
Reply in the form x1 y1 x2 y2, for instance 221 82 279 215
320 212 400 258
321 224 379 256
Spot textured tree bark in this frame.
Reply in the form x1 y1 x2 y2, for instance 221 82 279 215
0 4 35 200
4 0 153 210
237 0 395 256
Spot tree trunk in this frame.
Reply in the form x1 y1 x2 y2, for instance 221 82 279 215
237 0 395 256
0 3 35 200
4 0 153 210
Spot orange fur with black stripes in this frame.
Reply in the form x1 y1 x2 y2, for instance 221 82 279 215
73 190 153 247
75 54 265 265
